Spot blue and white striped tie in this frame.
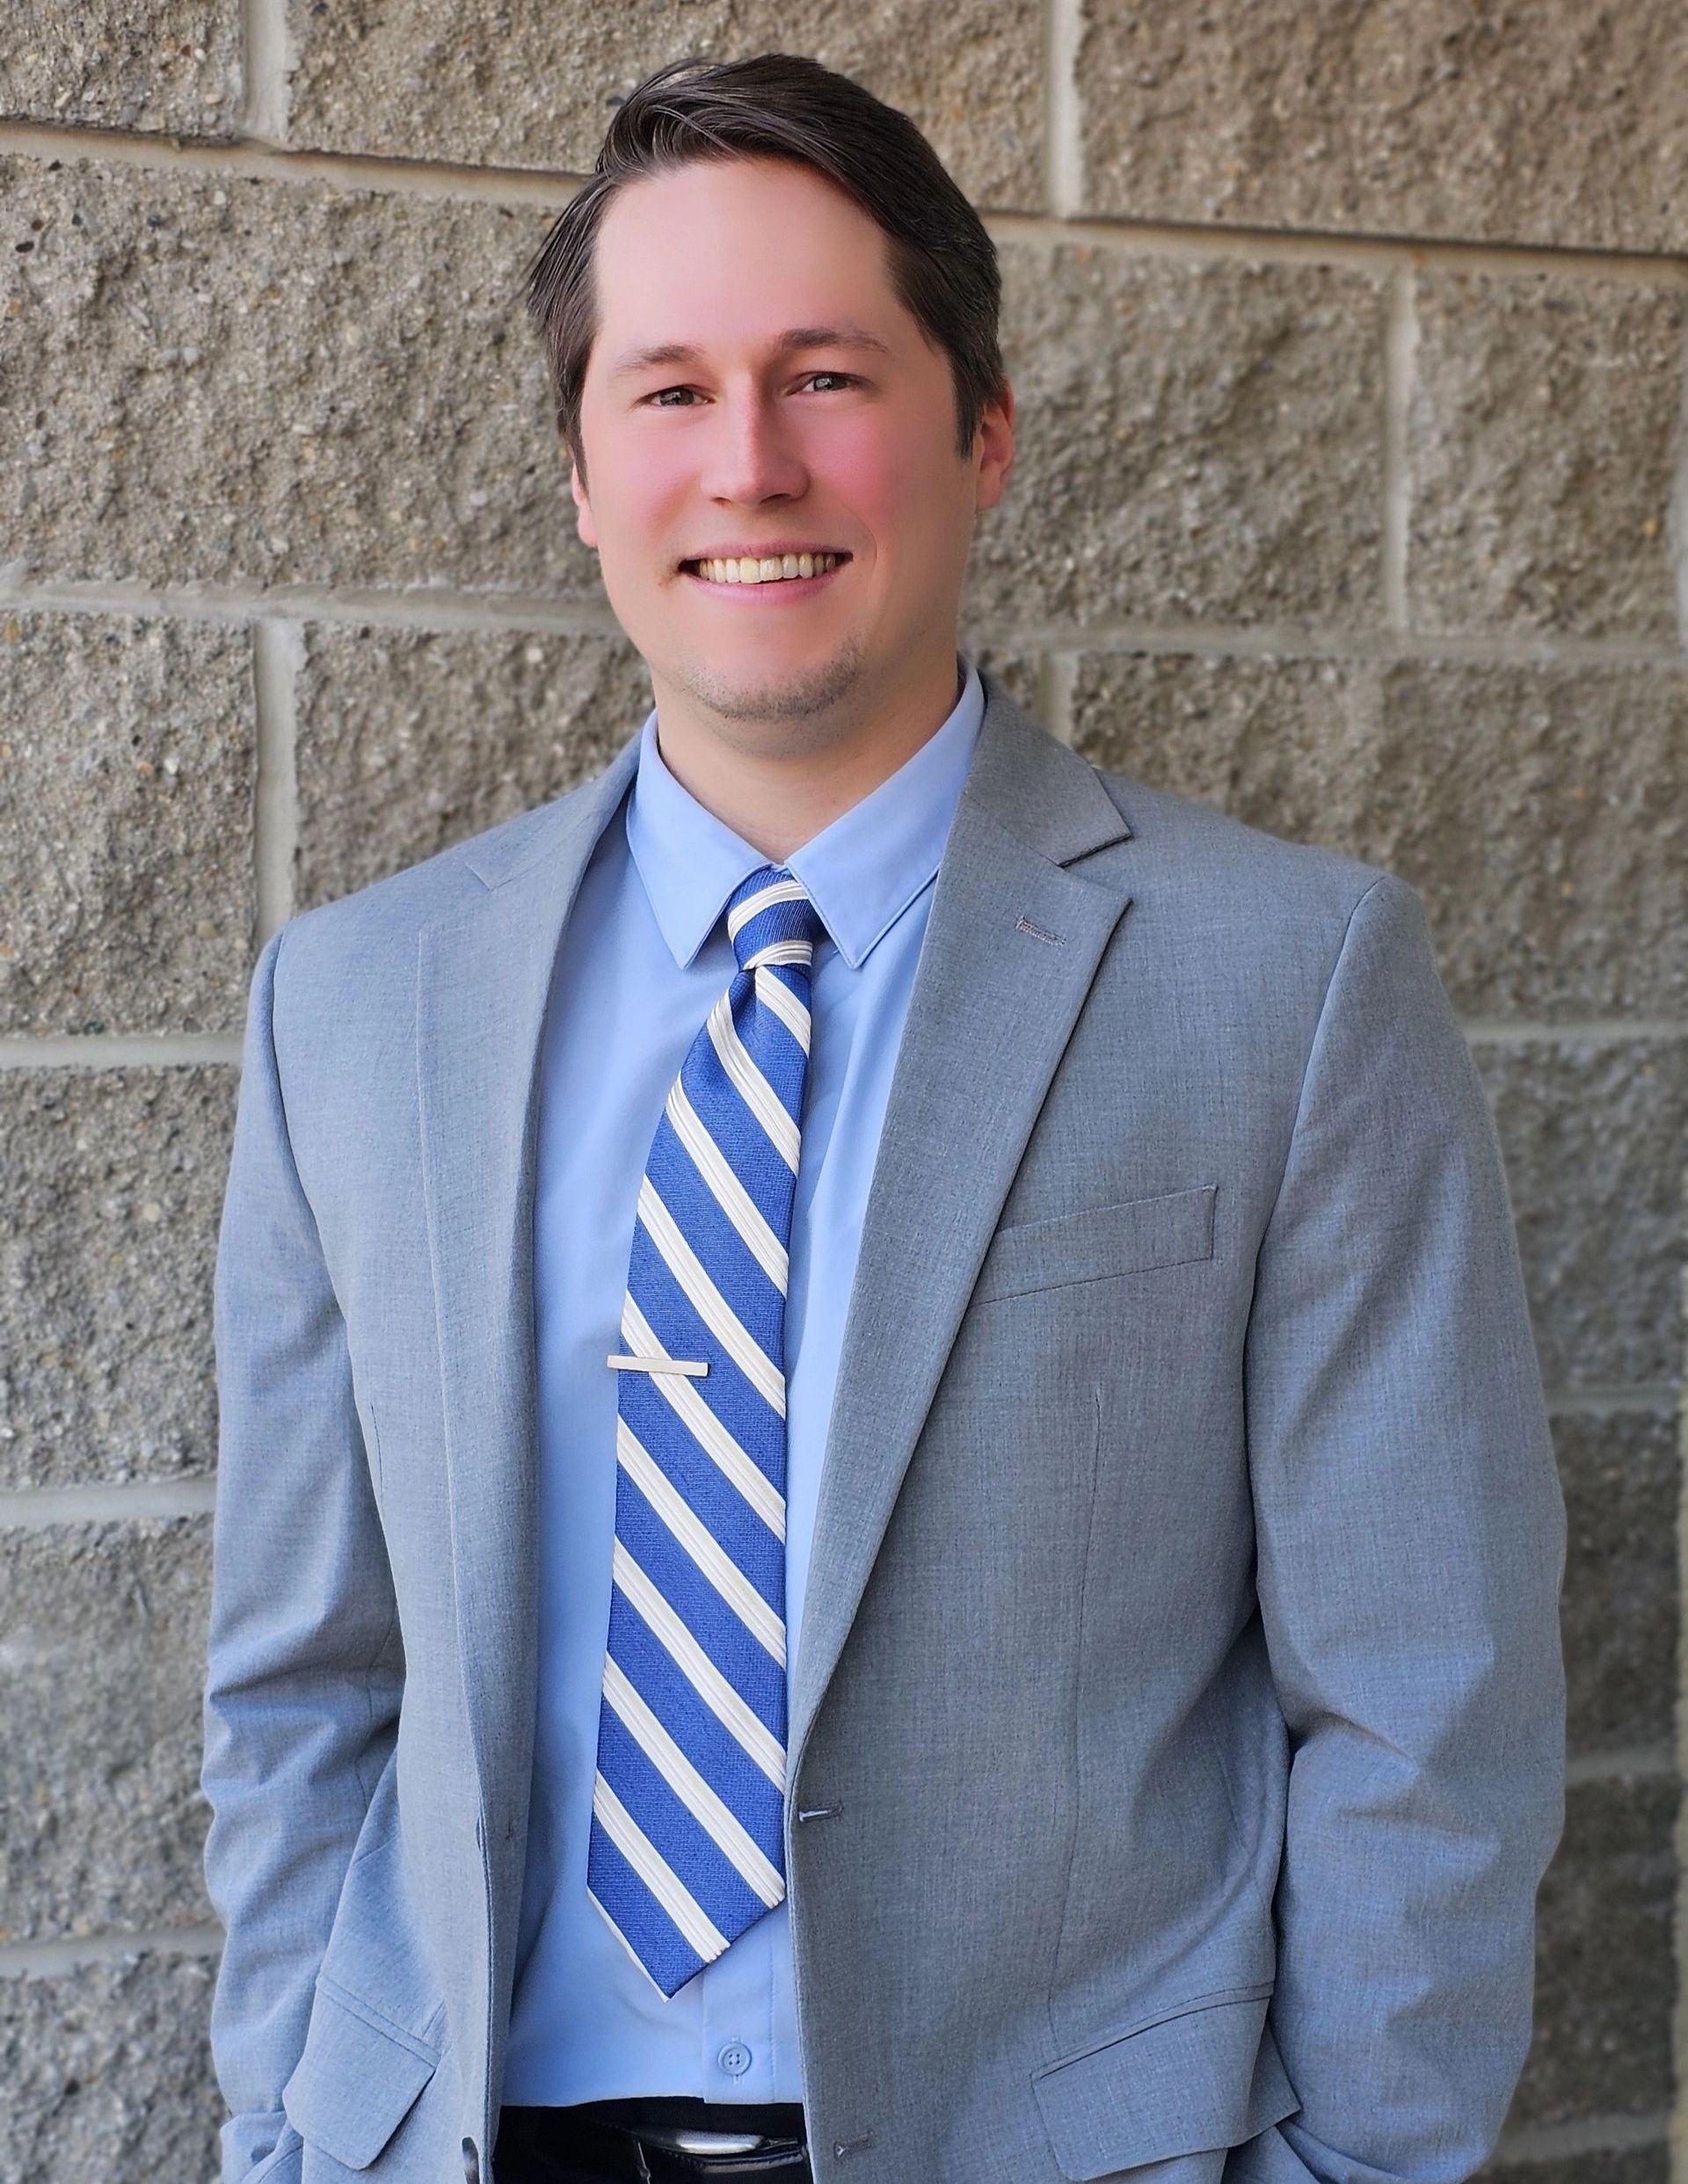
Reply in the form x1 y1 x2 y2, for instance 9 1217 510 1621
589 862 826 1996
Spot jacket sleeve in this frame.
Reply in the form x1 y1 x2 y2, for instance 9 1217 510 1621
200 923 404 2180
1233 870 1567 2184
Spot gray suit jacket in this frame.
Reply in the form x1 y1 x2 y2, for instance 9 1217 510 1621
201 669 1566 2184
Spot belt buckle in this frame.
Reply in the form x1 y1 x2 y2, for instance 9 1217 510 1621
635 2126 769 2154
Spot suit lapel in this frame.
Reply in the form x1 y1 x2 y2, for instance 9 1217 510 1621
416 728 642 1816
787 678 1132 1769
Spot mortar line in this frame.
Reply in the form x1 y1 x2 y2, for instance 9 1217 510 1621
1382 266 1416 631
1045 0 1082 221
0 576 626 641
252 615 302 946
4 115 1688 286
4 578 1685 674
0 1035 240 1067
1668 288 1688 655
1042 650 1077 747
1462 1018 1688 1044
0 118 581 207
1565 1745 1676 1786
985 210 1688 285
1673 1159 1688 2184
0 1479 218 1527
1496 2110 1670 2165
1543 1387 1684 1416
979 618 1688 669
237 0 289 148
0 1926 224 1979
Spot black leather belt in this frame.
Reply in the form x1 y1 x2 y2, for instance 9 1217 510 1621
496 2099 811 2182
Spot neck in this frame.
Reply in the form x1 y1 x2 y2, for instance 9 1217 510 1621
648 647 965 863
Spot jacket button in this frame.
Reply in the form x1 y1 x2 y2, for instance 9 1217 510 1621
462 2136 480 2181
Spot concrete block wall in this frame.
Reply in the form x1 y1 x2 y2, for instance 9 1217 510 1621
1 5 1683 2179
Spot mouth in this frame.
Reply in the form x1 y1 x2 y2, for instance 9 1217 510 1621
679 550 851 594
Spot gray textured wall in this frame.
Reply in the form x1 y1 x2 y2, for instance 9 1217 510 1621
1 6 1684 2181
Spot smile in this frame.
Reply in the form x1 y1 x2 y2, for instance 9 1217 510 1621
680 551 850 590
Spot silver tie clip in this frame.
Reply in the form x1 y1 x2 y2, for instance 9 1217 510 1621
606 1352 709 1378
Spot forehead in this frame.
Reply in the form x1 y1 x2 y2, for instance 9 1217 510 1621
587 155 906 362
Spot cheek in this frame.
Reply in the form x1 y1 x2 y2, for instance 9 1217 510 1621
811 417 946 537
594 437 693 545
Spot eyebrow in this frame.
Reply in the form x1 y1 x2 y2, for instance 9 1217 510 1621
608 324 894 382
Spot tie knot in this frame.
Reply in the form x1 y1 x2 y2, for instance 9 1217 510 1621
726 863 826 974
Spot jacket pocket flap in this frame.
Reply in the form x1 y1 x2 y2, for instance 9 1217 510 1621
282 1976 441 2172
1031 1988 1299 2182
973 1183 1218 1306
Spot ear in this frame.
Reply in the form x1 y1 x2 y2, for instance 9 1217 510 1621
568 451 599 550
972 381 1015 513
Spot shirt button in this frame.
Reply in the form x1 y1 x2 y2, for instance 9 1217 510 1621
717 2040 753 2077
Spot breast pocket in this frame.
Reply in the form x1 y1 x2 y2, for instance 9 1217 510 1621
970 1184 1218 1307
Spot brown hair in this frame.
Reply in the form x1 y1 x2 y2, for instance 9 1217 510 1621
521 52 1007 493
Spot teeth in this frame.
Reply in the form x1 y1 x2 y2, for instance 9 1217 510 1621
694 553 840 585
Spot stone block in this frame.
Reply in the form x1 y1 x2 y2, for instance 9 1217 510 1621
0 151 595 599
0 1516 215 1942
1408 270 1685 643
1555 1407 1678 1758
1484 2147 1667 2184
1067 651 1688 1020
0 4 242 140
1070 647 1375 830
960 639 1043 721
1073 0 1688 255
0 1067 234 1490
0 609 257 1035
0 1947 221 2184
284 0 1044 212
1475 1038 1687 1394
294 623 650 911
1508 1769 1676 2130
1372 659 1687 1018
964 245 1386 631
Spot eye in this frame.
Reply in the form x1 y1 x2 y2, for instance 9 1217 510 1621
641 371 861 410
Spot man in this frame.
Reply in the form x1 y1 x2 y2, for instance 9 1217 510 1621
200 50 1566 2184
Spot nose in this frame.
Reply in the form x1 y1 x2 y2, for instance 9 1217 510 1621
697 386 810 507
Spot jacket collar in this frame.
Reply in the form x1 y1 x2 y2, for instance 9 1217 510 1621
624 654 986 972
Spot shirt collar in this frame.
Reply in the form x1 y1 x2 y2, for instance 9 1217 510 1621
625 654 985 972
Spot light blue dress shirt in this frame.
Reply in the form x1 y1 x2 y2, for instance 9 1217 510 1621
503 655 986 2108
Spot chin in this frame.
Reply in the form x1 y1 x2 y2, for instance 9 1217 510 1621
680 644 867 726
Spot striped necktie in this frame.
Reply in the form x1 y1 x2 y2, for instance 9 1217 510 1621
590 861 826 1996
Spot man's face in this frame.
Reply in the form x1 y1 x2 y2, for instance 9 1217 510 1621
570 154 1013 748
